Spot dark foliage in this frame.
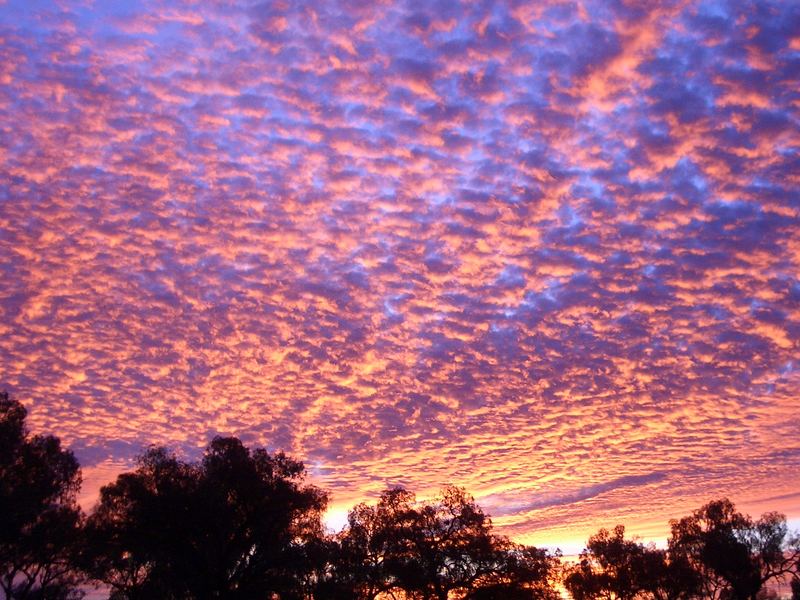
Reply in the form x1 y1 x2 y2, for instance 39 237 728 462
564 524 700 600
463 542 562 600
81 437 328 600
322 485 560 600
318 488 414 599
668 499 799 600
565 500 800 600
2 390 800 600
0 392 85 600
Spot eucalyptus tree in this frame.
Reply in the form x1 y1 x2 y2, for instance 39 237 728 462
83 437 328 600
0 392 86 600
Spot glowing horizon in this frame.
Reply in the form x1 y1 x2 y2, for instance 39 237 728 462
1 0 799 554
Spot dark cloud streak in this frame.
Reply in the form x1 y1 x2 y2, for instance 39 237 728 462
0 0 798 548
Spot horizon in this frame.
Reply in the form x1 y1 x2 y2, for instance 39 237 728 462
70 435 800 558
1 0 799 559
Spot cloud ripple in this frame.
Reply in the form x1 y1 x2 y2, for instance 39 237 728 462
1 0 798 548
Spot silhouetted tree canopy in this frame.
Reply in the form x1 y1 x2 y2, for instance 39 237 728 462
3 390 800 600
0 392 85 600
386 485 499 600
564 524 700 600
566 503 800 600
82 437 328 600
323 486 560 600
319 487 413 599
668 498 800 600
463 541 561 600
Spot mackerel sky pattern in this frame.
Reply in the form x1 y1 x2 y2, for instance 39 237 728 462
1 0 799 549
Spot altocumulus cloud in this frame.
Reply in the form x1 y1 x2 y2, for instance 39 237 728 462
0 0 798 548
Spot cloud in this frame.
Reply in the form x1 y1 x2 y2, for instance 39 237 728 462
0 0 798 548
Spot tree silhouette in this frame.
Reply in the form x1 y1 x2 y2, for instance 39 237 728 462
321 487 418 599
325 485 560 600
82 437 328 600
464 541 561 600
6 383 800 600
564 525 700 600
668 498 800 600
390 486 510 600
565 525 645 600
0 392 85 600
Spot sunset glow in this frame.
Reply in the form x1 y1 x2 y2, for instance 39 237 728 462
1 0 799 553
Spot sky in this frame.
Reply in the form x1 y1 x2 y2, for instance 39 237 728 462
1 0 799 554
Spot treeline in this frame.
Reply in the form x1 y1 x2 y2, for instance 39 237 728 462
2 392 799 600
